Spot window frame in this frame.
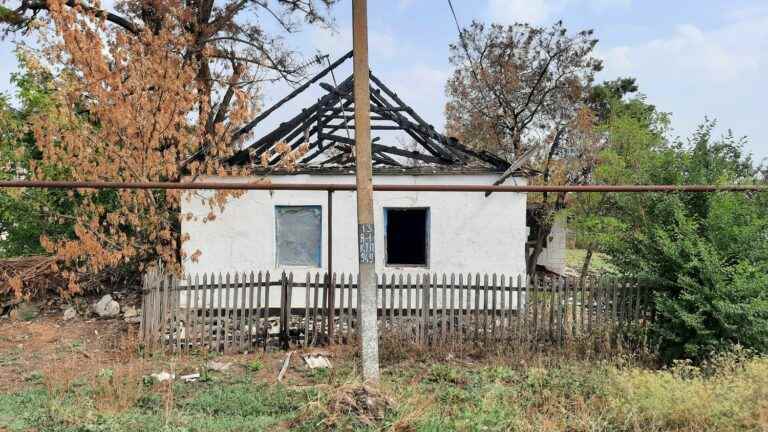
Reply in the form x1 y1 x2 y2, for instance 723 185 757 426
383 206 431 268
274 205 323 268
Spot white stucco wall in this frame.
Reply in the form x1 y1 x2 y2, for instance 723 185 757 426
533 217 567 275
181 173 528 279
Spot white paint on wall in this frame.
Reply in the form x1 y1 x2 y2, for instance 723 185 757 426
181 173 529 280
533 217 567 275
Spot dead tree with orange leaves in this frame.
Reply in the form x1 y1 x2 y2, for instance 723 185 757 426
0 0 336 293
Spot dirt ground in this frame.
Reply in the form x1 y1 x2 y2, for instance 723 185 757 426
0 313 131 392
0 309 350 395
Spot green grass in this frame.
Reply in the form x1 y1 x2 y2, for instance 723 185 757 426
1 352 767 431
566 248 616 274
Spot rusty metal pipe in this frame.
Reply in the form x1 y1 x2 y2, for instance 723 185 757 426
0 180 765 193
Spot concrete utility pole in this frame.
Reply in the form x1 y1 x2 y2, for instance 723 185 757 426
352 0 380 383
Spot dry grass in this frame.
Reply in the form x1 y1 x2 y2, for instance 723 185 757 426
1 316 766 432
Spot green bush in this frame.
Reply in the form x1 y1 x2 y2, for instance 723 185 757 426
604 123 768 362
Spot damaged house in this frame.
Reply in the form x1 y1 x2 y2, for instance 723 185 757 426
181 53 562 278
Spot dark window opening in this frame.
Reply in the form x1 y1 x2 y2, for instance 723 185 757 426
385 208 429 266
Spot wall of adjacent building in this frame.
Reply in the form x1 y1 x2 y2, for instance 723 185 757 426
533 217 568 275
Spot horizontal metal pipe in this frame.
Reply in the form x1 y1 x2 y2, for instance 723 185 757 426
0 180 765 193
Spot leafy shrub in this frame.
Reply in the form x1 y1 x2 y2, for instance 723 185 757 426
604 124 768 362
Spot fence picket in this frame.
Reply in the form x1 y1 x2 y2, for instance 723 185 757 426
248 272 255 348
390 274 397 332
346 274 353 341
457 273 463 343
559 277 566 343
312 272 320 345
230 273 239 351
516 275 523 347
256 272 263 346
398 274 404 337
421 274 427 342
171 277 180 351
259 271 272 348
141 269 649 354
406 274 413 339
337 273 345 344
449 273 456 341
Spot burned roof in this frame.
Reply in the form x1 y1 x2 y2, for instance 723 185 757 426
222 52 512 173
243 165 539 176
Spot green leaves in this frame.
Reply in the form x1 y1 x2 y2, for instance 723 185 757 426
599 120 768 362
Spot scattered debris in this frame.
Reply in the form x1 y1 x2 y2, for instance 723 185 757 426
303 352 332 369
206 361 232 372
92 295 120 318
63 307 77 321
179 373 200 383
124 316 141 324
267 317 280 335
123 306 138 318
325 385 395 426
277 350 294 382
0 255 60 302
151 371 175 382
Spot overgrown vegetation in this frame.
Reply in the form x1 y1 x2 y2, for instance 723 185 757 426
1 348 766 432
594 124 768 362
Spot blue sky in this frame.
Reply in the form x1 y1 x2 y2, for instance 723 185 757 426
1 0 766 162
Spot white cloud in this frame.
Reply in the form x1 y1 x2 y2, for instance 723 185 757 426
488 0 631 24
308 25 400 61
599 17 766 84
385 65 451 128
597 9 768 159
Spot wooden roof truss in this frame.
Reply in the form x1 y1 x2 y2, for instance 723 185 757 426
228 52 509 171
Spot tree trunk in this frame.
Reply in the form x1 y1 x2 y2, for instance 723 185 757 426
578 244 594 290
526 222 550 276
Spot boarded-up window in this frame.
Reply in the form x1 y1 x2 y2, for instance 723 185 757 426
275 206 322 267
385 208 429 266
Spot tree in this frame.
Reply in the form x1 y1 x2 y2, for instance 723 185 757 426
3 0 337 154
446 20 602 159
0 0 334 293
445 20 604 275
602 121 768 361
0 52 77 259
568 78 670 286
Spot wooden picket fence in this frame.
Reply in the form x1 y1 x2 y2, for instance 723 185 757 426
140 270 651 353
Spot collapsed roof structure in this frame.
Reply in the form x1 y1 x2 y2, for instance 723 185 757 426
219 51 511 172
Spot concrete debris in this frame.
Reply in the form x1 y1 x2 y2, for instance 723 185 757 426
303 353 332 369
179 373 200 383
63 307 77 321
267 317 280 335
123 306 139 318
92 295 120 318
206 361 232 372
124 316 141 324
151 371 175 382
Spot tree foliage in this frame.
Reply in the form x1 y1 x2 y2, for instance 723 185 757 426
567 78 669 279
446 20 602 159
599 120 767 361
0 53 77 259
0 0 336 293
445 20 605 274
